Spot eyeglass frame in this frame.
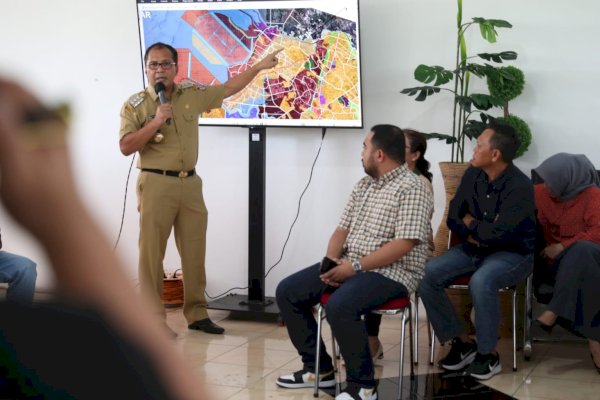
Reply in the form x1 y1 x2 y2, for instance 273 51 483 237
146 61 177 71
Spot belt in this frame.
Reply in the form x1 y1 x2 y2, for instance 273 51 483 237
142 168 195 178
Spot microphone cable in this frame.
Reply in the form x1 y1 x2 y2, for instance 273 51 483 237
113 153 136 252
264 127 327 279
205 127 327 300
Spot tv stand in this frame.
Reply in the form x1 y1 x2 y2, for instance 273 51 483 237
207 126 279 317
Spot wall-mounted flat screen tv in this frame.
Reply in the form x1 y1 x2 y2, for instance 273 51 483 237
136 0 362 128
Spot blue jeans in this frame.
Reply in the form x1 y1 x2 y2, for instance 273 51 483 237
418 244 532 354
276 263 408 387
0 251 37 304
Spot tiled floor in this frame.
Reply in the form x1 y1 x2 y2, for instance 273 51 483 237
166 307 600 400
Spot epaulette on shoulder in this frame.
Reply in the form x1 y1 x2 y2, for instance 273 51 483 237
128 91 146 108
179 80 207 91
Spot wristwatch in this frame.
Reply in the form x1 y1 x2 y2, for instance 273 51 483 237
351 260 363 273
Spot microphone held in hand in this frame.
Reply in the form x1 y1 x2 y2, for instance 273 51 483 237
154 82 171 125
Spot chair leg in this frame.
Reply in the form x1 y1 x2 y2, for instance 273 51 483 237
330 326 341 395
523 275 533 361
413 295 419 365
314 305 324 398
408 306 415 378
512 287 517 371
429 324 435 365
397 308 408 400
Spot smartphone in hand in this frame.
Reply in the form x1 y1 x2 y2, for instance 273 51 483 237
319 256 337 274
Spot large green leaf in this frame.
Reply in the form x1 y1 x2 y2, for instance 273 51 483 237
499 67 517 81
463 113 492 139
423 132 458 144
414 64 454 86
462 63 509 79
463 118 489 139
400 86 442 101
472 17 513 43
471 17 513 29
485 19 513 29
478 51 518 63
460 63 488 78
469 93 505 110
455 95 473 113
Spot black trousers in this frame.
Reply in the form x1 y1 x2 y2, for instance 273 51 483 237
545 241 600 341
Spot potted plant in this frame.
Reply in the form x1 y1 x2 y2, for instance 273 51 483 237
401 0 530 163
401 0 531 256
402 1 532 335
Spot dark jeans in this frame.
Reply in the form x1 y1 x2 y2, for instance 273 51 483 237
418 243 533 354
276 263 408 387
546 241 600 341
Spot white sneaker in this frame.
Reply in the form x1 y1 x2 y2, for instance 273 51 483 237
335 383 377 400
276 369 335 388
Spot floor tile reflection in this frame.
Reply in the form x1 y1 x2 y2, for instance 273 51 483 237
166 308 600 399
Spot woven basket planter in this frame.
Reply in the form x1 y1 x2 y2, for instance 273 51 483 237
433 162 469 257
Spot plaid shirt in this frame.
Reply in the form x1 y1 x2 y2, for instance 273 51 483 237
338 164 433 293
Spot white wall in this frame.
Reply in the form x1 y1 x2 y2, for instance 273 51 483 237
0 0 598 297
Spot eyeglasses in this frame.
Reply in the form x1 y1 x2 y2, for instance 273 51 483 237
147 61 176 70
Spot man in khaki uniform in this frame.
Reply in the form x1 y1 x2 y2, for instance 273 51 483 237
119 42 281 335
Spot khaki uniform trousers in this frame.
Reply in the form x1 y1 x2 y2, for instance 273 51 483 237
137 171 208 324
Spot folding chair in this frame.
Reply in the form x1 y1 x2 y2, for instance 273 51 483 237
314 292 415 399
427 274 532 371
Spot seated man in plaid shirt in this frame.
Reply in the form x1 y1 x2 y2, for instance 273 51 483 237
275 124 434 400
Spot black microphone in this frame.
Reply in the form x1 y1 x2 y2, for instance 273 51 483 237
154 82 171 125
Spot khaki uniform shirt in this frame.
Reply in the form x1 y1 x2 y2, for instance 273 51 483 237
119 82 225 170
338 164 434 293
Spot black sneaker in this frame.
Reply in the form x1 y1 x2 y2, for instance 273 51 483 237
439 338 477 370
335 382 377 400
276 369 335 389
465 352 502 380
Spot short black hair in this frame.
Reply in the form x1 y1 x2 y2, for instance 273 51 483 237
488 119 519 162
144 42 178 65
369 124 405 164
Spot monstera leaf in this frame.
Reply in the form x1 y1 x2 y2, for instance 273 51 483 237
400 86 442 102
414 65 454 86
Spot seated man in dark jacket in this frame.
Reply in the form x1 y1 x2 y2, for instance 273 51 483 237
418 120 535 380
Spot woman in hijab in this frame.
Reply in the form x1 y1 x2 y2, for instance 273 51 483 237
533 152 600 373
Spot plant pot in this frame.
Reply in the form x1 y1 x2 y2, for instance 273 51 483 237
433 162 469 257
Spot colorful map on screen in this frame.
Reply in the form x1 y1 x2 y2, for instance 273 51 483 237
138 1 362 127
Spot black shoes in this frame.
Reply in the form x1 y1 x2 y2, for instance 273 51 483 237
439 338 477 371
188 318 225 334
464 352 502 380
